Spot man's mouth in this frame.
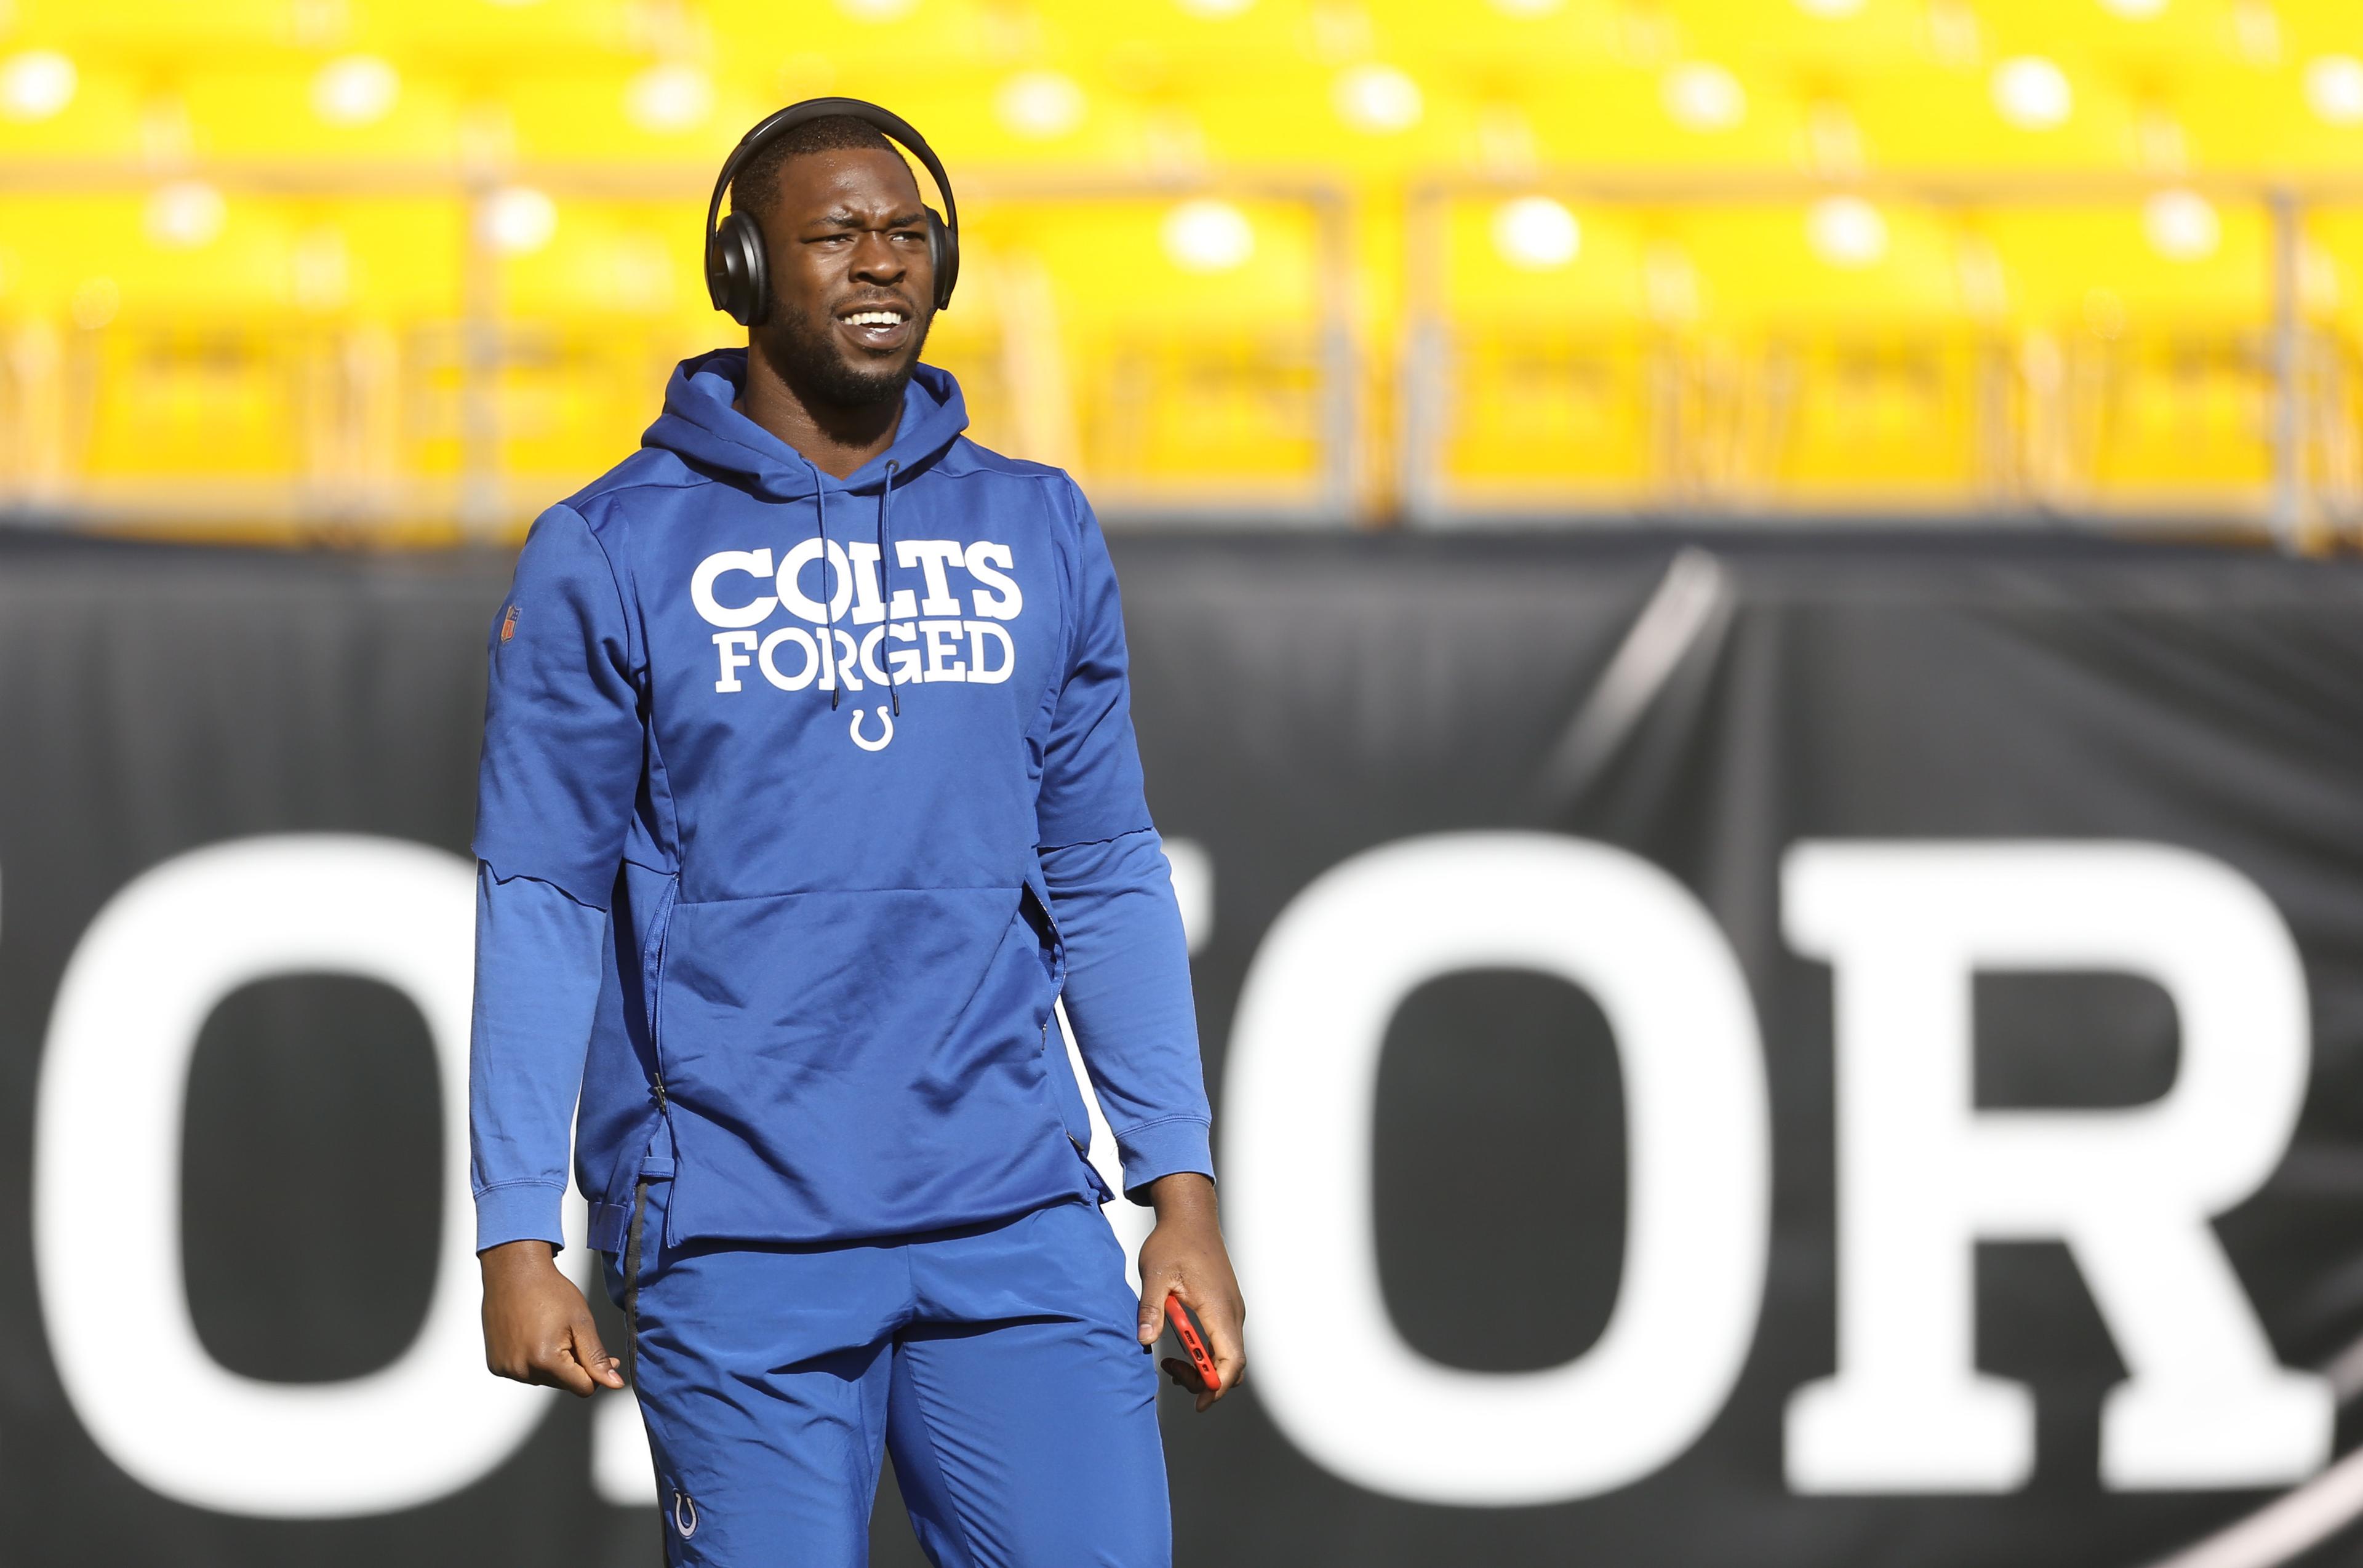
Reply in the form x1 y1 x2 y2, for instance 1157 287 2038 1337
836 305 913 352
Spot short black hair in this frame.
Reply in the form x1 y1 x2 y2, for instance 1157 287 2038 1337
730 113 905 220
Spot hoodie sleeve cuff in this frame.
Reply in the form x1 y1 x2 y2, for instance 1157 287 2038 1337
1116 1116 1215 1206
474 1180 569 1254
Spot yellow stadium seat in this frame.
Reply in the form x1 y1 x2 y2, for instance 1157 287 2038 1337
12 0 299 50
181 59 466 162
2279 0 2363 59
342 0 646 68
2175 62 2363 172
487 194 714 490
862 71 1156 172
1427 187 1986 510
1025 0 1319 64
1973 0 2236 74
1370 0 1612 73
36 192 317 499
502 70 770 166
699 0 1000 79
1178 62 1475 172
1980 200 2275 510
967 193 1330 508
1687 200 1983 503
1849 60 2146 172
0 57 145 157
1424 196 1655 507
1520 64 1808 172
1983 200 2271 327
1668 0 1933 72
493 196 703 319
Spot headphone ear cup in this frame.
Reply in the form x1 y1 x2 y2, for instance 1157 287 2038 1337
926 206 958 312
709 211 771 327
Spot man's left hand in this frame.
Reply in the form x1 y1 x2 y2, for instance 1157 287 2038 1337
1135 1172 1245 1413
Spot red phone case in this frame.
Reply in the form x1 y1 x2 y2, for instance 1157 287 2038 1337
1167 1292 1221 1391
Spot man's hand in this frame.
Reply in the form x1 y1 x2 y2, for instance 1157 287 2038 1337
479 1240 625 1398
1135 1172 1246 1414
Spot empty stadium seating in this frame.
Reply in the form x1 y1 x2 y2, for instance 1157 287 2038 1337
0 0 2357 534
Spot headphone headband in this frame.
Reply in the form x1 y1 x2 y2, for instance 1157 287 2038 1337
703 97 961 320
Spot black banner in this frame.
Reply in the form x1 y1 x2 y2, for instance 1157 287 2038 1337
1 530 2360 1567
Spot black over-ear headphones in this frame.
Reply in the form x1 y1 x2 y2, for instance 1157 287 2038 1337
704 97 961 327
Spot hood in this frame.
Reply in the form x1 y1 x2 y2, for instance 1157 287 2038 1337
641 348 969 500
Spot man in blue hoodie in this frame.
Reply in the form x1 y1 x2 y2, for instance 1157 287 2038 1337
469 105 1243 1566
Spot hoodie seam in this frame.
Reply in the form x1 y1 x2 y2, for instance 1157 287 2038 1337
1036 825 1161 856
566 499 682 884
551 502 639 671
567 472 705 507
569 498 684 870
472 1175 567 1199
1026 477 1086 752
641 692 684 868
1108 1113 1208 1140
647 727 685 873
667 882 1025 907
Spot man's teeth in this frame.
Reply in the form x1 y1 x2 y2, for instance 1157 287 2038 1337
844 311 905 327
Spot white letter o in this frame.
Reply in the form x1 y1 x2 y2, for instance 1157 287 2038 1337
1225 832 1770 1505
759 626 821 690
34 835 548 1516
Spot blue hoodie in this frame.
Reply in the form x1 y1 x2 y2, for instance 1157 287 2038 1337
468 350 1211 1254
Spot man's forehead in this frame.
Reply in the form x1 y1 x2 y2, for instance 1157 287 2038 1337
775 148 924 216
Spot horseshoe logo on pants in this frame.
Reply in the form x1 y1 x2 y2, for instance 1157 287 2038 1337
849 705 894 751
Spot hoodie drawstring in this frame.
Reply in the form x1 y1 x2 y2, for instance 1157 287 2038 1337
879 460 902 718
811 455 901 719
817 485 840 711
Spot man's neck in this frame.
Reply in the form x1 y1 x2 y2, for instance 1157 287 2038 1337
737 338 905 481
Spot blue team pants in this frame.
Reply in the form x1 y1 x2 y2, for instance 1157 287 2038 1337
601 1182 1171 1567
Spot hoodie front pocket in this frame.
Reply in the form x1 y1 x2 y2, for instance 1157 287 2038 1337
643 884 1095 1238
652 886 1042 1120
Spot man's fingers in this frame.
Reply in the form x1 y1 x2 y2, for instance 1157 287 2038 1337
1162 1351 1221 1414
1161 1287 1242 1409
480 1248 622 1396
1137 1272 1178 1345
1207 1348 1245 1406
1198 1298 1246 1403
535 1340 598 1397
572 1319 626 1391
1161 1353 1224 1414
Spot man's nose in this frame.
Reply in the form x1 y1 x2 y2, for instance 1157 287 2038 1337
850 235 906 281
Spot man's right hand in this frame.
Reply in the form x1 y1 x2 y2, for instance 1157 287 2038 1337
479 1239 626 1397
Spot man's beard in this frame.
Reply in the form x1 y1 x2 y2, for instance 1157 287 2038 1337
771 306 932 409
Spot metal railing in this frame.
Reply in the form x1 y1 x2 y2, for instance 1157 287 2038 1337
12 158 2363 542
1401 173 2363 548
0 158 1357 536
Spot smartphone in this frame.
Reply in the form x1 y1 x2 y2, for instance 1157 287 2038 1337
1166 1292 1221 1393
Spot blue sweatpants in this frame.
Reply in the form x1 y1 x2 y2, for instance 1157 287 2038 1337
602 1182 1171 1567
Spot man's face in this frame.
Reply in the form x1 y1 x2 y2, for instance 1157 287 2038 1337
753 147 937 408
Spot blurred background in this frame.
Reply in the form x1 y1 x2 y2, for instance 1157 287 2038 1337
3 0 2363 537
6 5 2363 1568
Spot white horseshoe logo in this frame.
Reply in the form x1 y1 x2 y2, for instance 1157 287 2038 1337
673 1490 699 1538
849 705 894 751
